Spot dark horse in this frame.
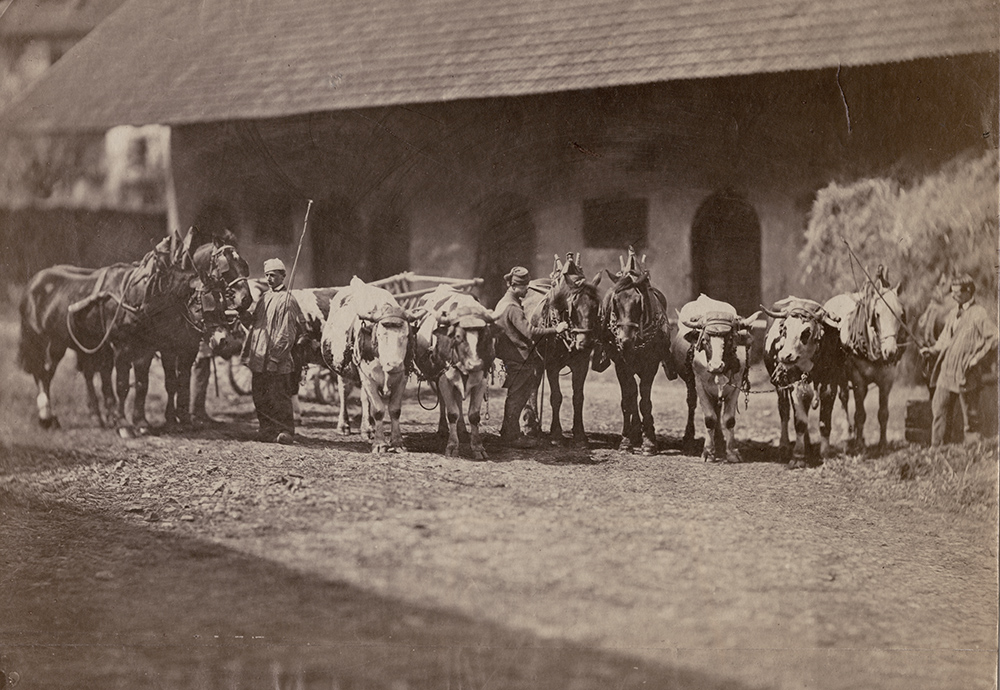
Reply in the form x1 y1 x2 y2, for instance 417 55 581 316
522 253 602 446
18 227 250 434
595 247 677 454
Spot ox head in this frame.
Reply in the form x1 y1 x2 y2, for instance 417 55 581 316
762 298 835 369
436 306 494 375
682 310 760 374
357 304 412 376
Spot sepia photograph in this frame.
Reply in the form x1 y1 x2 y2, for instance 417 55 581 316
0 0 997 688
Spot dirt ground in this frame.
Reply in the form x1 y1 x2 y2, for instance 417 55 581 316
1 307 997 690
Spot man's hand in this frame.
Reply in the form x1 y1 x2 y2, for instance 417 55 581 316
555 322 569 334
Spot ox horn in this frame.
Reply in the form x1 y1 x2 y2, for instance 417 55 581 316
760 304 788 319
681 315 704 329
740 310 762 329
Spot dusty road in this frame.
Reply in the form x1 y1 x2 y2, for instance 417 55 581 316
1 311 996 689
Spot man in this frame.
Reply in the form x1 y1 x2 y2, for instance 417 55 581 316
241 259 306 444
493 266 567 448
921 273 998 445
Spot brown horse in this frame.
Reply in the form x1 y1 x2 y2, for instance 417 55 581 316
523 253 602 446
595 247 677 454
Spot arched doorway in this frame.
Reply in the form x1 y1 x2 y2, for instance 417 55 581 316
474 193 537 307
690 189 761 316
311 194 366 287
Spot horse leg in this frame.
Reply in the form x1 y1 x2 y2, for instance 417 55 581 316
79 353 104 427
851 379 869 454
131 355 152 435
838 383 853 440
359 382 374 442
114 351 134 437
360 380 387 453
876 379 893 454
569 360 589 446
439 379 462 457
546 365 565 443
161 352 178 427
638 365 657 455
615 365 639 451
173 348 197 427
468 372 488 460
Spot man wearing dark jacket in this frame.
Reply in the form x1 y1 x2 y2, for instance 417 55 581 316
492 266 567 448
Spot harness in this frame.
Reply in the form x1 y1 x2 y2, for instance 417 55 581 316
604 280 667 352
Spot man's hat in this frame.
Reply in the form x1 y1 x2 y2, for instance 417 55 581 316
263 258 286 274
504 266 530 286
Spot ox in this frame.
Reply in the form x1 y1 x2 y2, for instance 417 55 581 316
596 247 677 454
762 297 845 467
823 267 906 454
321 277 415 453
522 253 602 446
671 295 760 462
413 286 495 459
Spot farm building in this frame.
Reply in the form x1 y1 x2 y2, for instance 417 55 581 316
1 0 996 312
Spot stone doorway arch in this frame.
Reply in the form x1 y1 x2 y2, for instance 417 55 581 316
690 189 761 316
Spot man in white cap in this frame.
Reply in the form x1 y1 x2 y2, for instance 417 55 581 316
241 258 306 444
493 266 567 448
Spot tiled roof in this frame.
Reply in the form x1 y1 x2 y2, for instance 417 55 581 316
3 0 997 132
0 0 126 39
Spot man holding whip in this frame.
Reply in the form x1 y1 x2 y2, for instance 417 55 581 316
241 202 313 444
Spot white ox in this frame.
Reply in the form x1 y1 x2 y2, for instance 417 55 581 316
670 294 760 462
321 277 415 453
413 286 495 459
762 296 845 467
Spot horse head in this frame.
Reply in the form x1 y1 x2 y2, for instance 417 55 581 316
865 276 905 362
189 238 253 314
550 252 602 352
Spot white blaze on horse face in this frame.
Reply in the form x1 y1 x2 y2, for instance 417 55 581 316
874 291 903 360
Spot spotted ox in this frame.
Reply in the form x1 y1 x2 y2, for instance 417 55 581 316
413 286 495 459
320 277 415 453
763 297 845 467
671 295 760 462
823 267 906 454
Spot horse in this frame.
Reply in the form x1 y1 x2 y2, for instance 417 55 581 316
595 247 677 454
823 266 906 454
157 235 251 427
522 253 602 446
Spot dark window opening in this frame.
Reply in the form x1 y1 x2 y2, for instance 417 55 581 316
582 197 648 249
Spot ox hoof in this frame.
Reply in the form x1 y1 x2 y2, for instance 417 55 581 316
38 416 61 430
725 450 743 464
618 437 633 452
337 425 351 436
471 447 488 461
118 426 137 439
787 457 808 470
392 445 408 454
445 443 460 457
371 443 388 454
701 449 718 462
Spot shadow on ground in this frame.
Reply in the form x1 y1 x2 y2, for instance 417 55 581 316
0 491 759 690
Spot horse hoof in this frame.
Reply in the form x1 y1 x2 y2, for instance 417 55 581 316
701 450 717 462
471 447 488 461
118 426 136 439
445 444 460 457
618 438 632 452
371 443 387 454
641 440 658 456
788 457 807 470
337 426 351 436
